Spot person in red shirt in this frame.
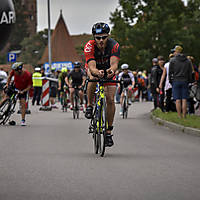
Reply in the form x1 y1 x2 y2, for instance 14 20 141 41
84 22 120 147
6 62 32 126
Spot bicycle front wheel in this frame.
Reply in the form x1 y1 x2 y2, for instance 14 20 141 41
122 97 127 119
98 98 107 157
0 99 12 125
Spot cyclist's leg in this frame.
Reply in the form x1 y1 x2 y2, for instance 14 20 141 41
85 75 97 119
19 96 26 122
105 85 116 133
79 89 84 105
69 88 75 108
60 91 64 105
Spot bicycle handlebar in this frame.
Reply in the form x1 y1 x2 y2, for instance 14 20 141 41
87 79 122 84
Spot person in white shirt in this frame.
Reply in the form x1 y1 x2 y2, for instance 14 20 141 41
0 68 8 98
118 64 135 115
159 54 174 112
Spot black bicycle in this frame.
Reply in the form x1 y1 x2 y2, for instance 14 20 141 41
72 86 82 119
85 78 121 157
122 87 129 119
0 85 19 125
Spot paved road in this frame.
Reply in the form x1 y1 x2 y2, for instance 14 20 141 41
0 102 200 200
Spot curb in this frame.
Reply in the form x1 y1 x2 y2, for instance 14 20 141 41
151 113 200 137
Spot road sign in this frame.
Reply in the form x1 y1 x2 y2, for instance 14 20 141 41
44 61 73 74
7 52 16 62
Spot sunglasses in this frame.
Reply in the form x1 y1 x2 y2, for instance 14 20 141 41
95 36 108 40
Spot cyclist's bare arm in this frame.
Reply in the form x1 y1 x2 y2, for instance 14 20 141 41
88 60 104 78
109 56 119 73
21 85 32 94
58 79 61 90
82 76 86 86
65 76 72 87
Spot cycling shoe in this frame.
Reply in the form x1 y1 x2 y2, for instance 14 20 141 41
85 105 93 119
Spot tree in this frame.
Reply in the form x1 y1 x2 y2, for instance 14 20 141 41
19 29 48 66
110 0 200 71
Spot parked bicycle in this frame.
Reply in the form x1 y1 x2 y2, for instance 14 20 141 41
85 78 121 157
0 84 19 125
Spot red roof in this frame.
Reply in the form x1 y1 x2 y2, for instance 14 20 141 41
39 11 80 64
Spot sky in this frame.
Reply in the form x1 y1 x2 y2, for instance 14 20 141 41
37 0 119 35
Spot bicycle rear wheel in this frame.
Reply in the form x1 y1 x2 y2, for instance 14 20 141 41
0 99 12 125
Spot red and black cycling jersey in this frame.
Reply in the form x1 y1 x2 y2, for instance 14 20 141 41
84 38 120 70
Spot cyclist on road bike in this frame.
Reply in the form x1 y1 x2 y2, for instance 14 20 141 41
84 22 120 147
65 62 86 110
118 64 135 115
58 67 69 107
3 62 32 126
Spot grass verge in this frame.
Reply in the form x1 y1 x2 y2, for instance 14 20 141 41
152 109 200 130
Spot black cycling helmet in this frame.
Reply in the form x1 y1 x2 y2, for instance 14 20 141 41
92 22 110 35
73 61 81 68
11 62 23 70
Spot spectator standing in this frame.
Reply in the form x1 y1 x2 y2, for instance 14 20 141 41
157 56 165 112
187 56 196 114
169 45 193 118
137 71 145 102
150 58 162 110
32 67 42 106
159 54 174 112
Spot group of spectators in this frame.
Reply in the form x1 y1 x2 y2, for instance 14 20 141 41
150 45 200 118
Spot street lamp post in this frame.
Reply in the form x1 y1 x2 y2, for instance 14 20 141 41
47 0 52 72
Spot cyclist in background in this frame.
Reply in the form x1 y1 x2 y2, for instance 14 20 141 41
118 64 135 115
58 67 69 107
65 62 86 111
5 62 32 126
84 22 120 147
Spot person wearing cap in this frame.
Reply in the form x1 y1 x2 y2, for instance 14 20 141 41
169 45 193 118
150 57 163 110
32 67 42 106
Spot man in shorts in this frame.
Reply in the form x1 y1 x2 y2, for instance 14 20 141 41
5 62 32 126
169 45 193 118
84 22 120 147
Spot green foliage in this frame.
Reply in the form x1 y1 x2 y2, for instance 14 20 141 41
20 30 48 66
110 0 200 71
9 0 29 51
